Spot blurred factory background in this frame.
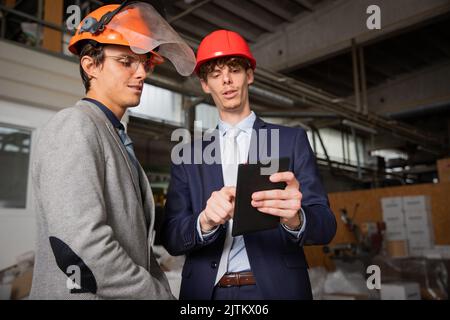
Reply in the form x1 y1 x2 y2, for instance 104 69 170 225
0 0 449 300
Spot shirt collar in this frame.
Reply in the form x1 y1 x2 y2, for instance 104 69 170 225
83 97 124 130
218 111 256 136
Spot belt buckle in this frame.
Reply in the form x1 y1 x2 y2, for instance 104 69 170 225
221 273 237 288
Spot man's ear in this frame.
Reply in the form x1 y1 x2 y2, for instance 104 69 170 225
200 79 211 94
246 68 254 85
80 56 99 81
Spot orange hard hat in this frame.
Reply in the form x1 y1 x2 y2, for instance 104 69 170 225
69 4 162 66
195 30 256 75
68 2 196 76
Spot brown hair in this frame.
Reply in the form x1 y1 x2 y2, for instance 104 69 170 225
198 56 252 82
78 41 105 93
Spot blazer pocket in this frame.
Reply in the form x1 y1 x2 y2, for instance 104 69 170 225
283 253 308 269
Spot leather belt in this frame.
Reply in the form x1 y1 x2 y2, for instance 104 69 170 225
218 271 256 288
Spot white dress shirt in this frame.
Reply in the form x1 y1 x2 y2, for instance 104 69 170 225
196 111 306 273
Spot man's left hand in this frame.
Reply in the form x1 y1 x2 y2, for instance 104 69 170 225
251 171 302 230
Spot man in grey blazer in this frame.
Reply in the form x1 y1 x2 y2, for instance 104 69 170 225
30 2 195 299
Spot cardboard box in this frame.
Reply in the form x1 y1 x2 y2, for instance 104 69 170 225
385 224 407 241
386 240 409 258
10 270 33 300
381 282 421 300
433 245 450 259
408 239 433 252
406 225 434 243
382 210 405 227
437 158 450 183
404 210 431 230
408 225 434 257
403 196 430 213
408 241 433 257
381 197 403 215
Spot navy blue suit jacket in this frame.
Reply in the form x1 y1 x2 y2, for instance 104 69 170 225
161 117 336 300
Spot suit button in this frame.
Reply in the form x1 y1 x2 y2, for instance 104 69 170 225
211 262 217 269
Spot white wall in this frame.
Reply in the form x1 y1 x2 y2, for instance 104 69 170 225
0 40 83 270
0 40 83 110
0 99 57 270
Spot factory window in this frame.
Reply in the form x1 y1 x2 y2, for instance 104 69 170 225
370 149 408 161
307 128 367 166
0 124 31 209
130 84 183 124
195 103 220 130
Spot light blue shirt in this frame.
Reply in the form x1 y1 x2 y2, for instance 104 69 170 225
196 111 306 273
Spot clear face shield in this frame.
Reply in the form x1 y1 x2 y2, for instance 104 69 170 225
107 2 196 76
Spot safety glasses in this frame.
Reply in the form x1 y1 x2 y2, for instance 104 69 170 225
104 54 160 74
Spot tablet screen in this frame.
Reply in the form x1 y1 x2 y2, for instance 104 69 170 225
232 157 291 236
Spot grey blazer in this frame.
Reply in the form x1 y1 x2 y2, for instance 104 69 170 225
30 100 174 299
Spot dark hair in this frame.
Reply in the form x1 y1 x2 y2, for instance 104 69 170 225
78 41 105 93
198 56 252 82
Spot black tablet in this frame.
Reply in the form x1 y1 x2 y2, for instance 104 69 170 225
232 157 291 237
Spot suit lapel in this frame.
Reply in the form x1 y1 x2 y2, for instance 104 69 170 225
137 165 154 231
81 101 143 204
103 120 150 236
104 124 143 200
248 117 268 163
200 130 224 207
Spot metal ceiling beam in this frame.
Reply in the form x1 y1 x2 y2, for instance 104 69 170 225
6 1 441 154
252 0 450 72
292 74 353 97
293 0 314 11
302 66 355 92
369 47 416 73
0 4 65 32
167 0 212 23
258 111 338 118
143 56 444 156
249 0 295 22
174 30 200 49
174 1 262 41
171 17 215 40
254 67 445 154
213 0 277 32
392 37 433 66
364 62 395 80
419 30 450 59
365 61 450 117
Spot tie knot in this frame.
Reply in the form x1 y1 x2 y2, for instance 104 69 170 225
226 127 241 140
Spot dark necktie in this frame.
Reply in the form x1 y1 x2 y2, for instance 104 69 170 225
117 127 139 178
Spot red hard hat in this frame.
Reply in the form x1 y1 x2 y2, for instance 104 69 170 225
195 30 256 74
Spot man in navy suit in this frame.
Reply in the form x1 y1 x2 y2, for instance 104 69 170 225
161 30 336 300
